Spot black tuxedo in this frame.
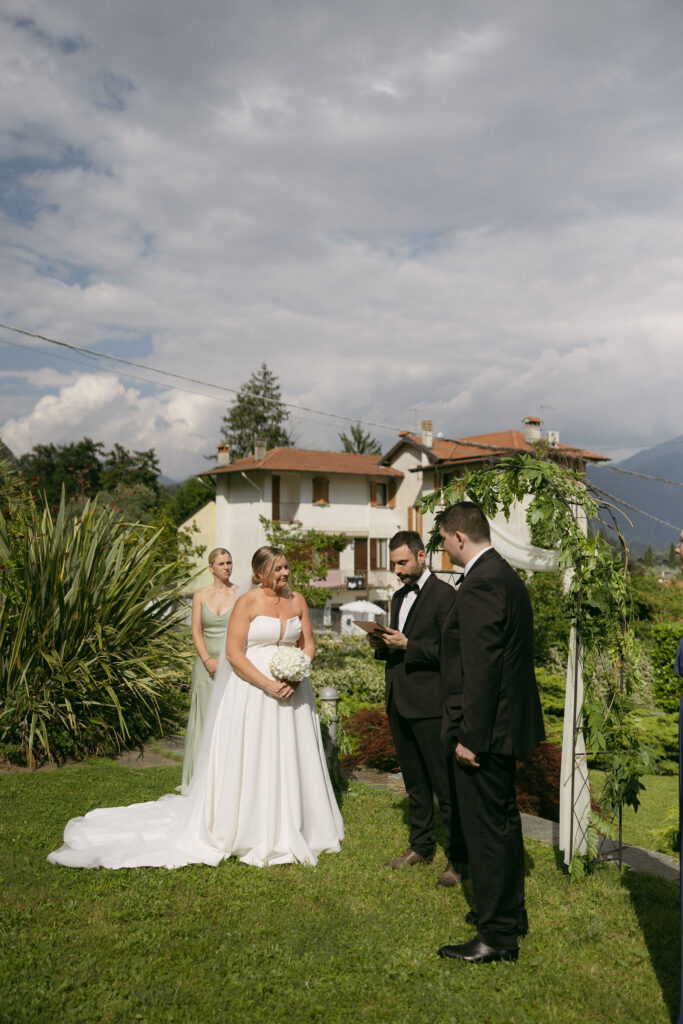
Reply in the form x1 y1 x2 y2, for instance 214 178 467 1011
377 573 465 862
441 548 544 948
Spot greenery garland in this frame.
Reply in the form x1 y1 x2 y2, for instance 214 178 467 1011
421 453 655 873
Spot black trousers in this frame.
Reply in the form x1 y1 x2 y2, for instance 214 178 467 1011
454 752 527 949
388 700 467 863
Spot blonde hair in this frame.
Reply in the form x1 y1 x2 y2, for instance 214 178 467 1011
208 547 231 566
251 545 286 586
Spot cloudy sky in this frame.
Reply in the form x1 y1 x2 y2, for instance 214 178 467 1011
1 0 682 479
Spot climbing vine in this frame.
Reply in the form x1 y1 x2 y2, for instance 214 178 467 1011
421 453 654 871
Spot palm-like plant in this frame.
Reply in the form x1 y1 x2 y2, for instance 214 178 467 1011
0 463 193 766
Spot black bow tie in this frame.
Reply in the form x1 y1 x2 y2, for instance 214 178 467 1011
404 583 420 594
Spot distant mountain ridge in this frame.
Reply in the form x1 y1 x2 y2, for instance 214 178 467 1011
586 434 683 552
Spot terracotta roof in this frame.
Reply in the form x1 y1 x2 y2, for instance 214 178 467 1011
396 430 608 464
203 447 402 478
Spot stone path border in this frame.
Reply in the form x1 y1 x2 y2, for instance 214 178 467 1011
345 766 681 884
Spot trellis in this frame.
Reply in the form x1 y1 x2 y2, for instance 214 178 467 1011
422 452 647 872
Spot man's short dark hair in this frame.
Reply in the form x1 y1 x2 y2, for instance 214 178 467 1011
437 502 491 543
389 530 425 556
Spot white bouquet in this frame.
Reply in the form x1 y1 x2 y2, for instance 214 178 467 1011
269 646 311 684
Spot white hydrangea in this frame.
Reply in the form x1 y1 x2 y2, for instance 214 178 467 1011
269 646 311 683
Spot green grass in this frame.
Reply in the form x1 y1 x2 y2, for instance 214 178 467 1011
1 761 680 1024
592 771 679 853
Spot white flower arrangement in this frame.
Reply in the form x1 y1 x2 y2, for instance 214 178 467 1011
269 646 311 684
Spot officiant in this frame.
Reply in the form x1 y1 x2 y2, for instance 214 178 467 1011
368 530 467 888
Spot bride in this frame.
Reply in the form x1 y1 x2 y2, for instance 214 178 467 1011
48 546 344 869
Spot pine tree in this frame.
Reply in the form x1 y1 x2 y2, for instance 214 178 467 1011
643 546 654 567
668 543 678 568
339 422 381 455
220 364 293 460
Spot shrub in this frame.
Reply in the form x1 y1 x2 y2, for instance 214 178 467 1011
515 742 562 820
651 622 683 712
340 708 398 770
535 667 566 727
311 633 386 709
526 571 571 667
652 808 680 855
0 477 193 765
628 711 679 774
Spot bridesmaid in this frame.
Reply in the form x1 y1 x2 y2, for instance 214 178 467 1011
181 547 239 791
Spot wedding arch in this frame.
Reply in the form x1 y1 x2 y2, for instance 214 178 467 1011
422 453 650 873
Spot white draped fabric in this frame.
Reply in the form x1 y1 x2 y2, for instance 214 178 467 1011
483 517 588 866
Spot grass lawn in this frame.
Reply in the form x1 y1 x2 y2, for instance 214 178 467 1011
592 771 679 853
1 761 680 1024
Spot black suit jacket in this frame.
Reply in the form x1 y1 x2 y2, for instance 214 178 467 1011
377 573 456 719
440 548 545 758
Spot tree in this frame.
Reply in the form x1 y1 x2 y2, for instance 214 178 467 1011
220 363 293 460
339 422 381 455
18 438 164 508
668 542 678 568
168 475 216 526
260 517 348 607
18 437 105 507
100 443 162 497
643 546 654 567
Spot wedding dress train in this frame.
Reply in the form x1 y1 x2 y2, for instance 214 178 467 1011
48 616 343 869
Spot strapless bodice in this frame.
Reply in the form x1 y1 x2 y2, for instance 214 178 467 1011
247 615 301 649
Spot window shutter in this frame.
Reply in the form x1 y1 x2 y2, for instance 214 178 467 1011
272 475 280 521
388 479 396 508
407 506 414 531
370 539 378 569
370 482 377 506
322 477 329 503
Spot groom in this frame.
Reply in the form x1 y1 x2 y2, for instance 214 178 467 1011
437 502 545 964
369 530 467 888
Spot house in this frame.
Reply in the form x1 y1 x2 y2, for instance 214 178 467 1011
180 418 608 620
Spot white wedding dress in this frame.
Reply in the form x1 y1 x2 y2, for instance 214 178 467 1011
48 616 344 869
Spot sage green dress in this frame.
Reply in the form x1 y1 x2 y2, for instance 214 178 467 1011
181 603 232 792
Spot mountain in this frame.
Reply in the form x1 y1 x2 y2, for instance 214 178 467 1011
586 435 683 553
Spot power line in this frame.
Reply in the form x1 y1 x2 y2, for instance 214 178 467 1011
602 464 683 488
0 321 404 434
589 483 681 531
2 320 681 461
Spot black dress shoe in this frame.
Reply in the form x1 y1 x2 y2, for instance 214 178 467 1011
437 937 518 963
436 860 468 888
464 911 528 938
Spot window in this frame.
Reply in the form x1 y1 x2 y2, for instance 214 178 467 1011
312 477 329 505
370 539 387 570
371 482 388 507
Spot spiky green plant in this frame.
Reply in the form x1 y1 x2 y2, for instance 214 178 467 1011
0 463 193 766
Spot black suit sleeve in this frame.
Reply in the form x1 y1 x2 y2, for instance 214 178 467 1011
456 575 506 753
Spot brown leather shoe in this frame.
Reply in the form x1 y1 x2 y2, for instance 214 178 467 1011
386 848 434 869
436 860 467 888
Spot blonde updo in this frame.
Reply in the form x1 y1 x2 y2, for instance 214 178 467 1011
251 545 286 586
208 547 231 566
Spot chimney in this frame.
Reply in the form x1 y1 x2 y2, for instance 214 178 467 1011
253 437 267 461
421 419 433 449
522 416 542 444
216 443 231 466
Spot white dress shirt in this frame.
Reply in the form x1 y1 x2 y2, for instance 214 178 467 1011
398 568 431 632
462 545 493 577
